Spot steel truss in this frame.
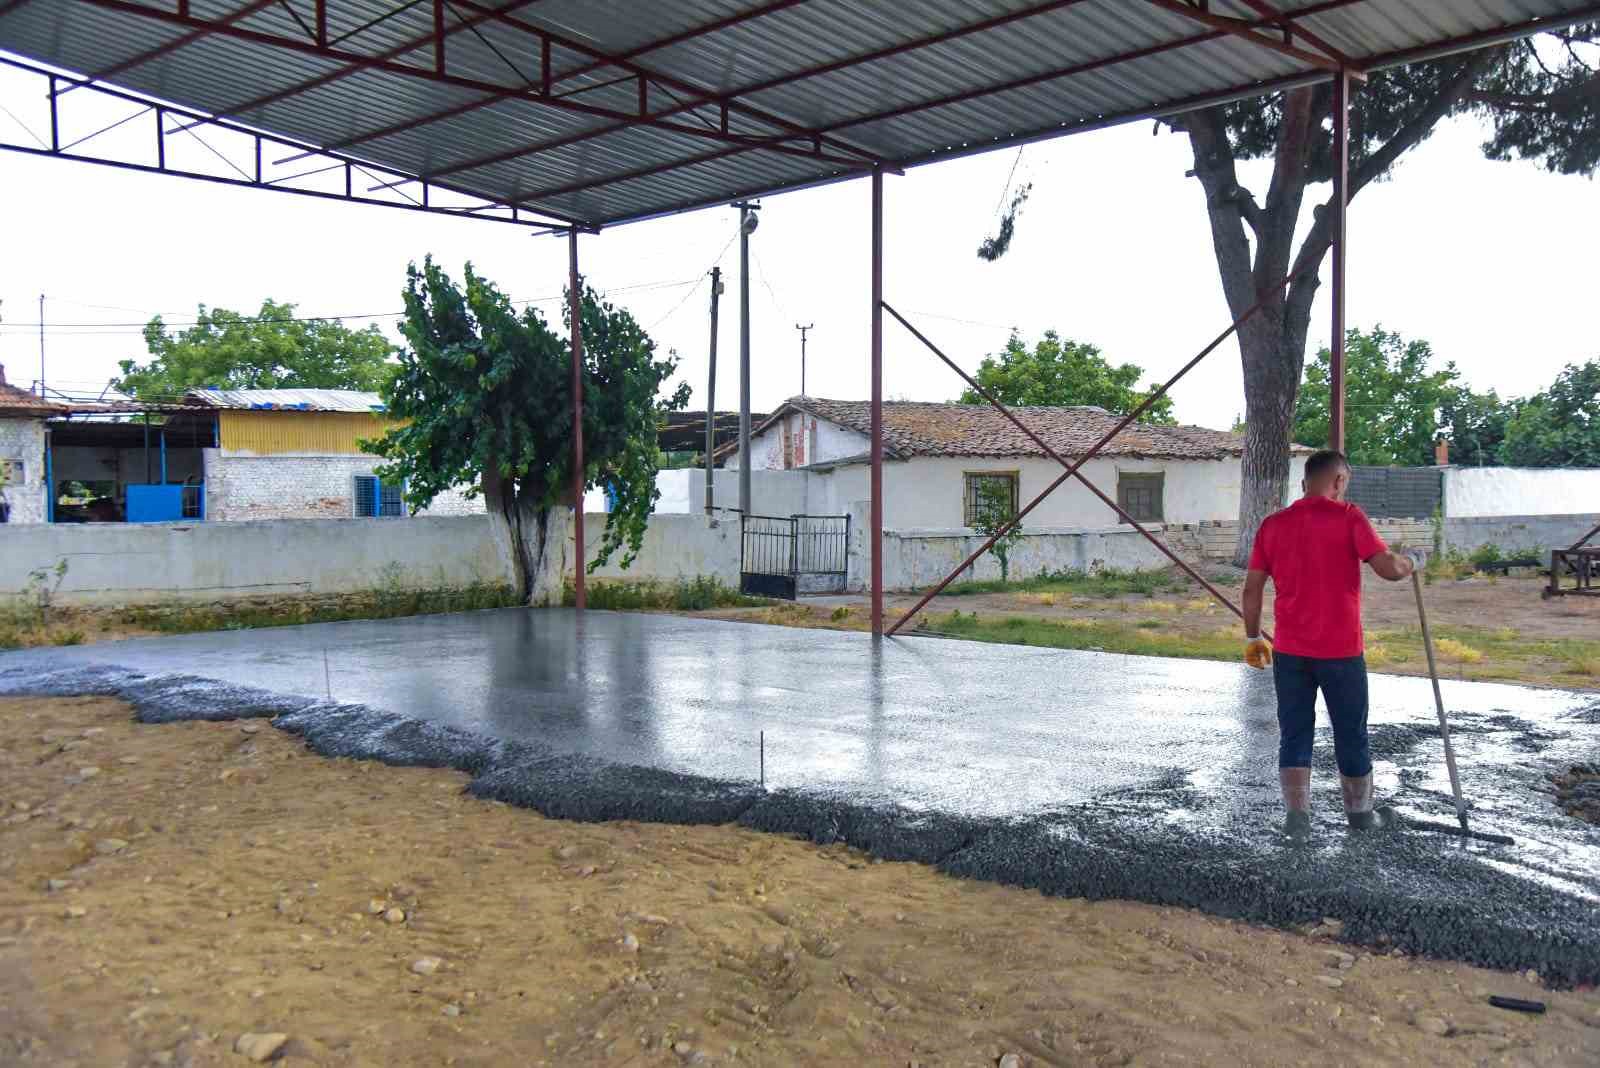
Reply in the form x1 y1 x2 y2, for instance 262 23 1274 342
0 52 576 231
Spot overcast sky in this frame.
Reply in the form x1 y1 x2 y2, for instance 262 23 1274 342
1 60 1595 429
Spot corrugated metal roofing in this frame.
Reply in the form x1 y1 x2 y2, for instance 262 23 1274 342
1 1 1593 227
185 388 386 412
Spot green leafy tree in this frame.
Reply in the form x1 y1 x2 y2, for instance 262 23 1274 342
958 330 1175 423
971 477 1023 583
1293 327 1459 466
1439 386 1511 467
1501 359 1600 467
116 299 398 400
986 23 1600 563
364 259 689 604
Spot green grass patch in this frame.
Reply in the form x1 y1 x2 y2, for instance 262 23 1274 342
917 609 1238 660
116 581 521 637
937 567 1188 600
565 576 769 612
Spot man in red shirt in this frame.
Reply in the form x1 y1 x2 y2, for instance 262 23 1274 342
1242 449 1416 838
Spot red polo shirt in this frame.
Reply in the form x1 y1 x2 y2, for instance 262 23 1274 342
1247 495 1387 659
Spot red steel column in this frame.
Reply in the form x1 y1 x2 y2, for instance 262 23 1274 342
1329 68 1349 452
569 228 587 610
870 167 884 635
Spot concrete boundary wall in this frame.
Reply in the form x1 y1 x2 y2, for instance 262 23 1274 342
0 516 505 606
1442 514 1600 556
1445 467 1600 519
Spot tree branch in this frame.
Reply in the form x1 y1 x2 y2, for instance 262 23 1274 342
1185 106 1257 319
1289 53 1495 284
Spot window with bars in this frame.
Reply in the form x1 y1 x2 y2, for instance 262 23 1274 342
1116 471 1165 523
963 471 1019 527
354 474 406 518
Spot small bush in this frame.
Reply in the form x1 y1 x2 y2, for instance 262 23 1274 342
829 605 854 622
1566 655 1599 677
1468 542 1505 569
1433 637 1484 664
1135 619 1163 630
570 576 767 612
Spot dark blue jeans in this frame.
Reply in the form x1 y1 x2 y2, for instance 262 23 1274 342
1272 652 1372 777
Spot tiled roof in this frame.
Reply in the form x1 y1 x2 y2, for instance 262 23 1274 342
0 375 65 416
759 398 1313 461
185 388 385 413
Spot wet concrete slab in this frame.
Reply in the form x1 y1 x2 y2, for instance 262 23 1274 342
4 608 1599 982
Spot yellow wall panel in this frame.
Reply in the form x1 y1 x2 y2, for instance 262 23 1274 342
219 411 396 455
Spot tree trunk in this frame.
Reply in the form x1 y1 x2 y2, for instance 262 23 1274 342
482 469 570 606
1231 277 1317 568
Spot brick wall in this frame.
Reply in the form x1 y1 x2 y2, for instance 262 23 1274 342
1168 517 1433 561
0 416 47 524
207 453 483 521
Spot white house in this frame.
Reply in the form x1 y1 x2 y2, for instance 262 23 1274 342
723 397 1312 529
0 364 64 525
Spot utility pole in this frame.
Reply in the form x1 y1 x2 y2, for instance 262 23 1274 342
38 293 45 399
734 201 760 517
795 322 813 397
704 265 723 516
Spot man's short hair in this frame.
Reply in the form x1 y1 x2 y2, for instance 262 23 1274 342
1304 449 1350 482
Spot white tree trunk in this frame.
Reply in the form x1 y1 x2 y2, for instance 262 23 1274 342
483 470 571 606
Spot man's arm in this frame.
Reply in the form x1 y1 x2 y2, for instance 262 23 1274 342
1367 548 1416 582
1243 568 1268 638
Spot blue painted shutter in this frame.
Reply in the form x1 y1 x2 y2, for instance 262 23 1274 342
354 475 379 517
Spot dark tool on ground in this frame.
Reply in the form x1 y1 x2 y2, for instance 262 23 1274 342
1405 569 1515 847
1489 995 1547 1014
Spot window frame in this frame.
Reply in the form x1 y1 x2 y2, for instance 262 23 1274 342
354 474 407 518
1115 470 1166 523
962 470 1020 528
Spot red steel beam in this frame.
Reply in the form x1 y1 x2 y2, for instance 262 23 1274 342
1139 0 1353 74
869 167 884 636
569 227 586 611
886 267 1310 637
79 0 280 87
178 0 542 138
546 0 813 88
446 0 883 162
1232 0 1356 66
881 301 1267 637
1329 67 1349 452
69 0 868 170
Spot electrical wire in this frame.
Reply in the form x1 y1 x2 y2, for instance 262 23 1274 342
645 231 738 332
0 276 704 333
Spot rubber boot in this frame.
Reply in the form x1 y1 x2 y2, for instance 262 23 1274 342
1281 767 1312 839
1342 773 1396 830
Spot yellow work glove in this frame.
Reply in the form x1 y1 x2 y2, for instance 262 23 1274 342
1244 638 1273 670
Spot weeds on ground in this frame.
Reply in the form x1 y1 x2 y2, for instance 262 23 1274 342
1433 637 1485 664
939 566 1186 600
120 581 520 636
918 609 1238 661
568 576 768 612
829 605 854 622
1567 655 1599 677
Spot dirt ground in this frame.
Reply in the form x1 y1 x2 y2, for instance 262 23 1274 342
3 697 1599 1067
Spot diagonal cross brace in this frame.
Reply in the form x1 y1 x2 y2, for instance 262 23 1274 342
884 267 1309 637
881 301 1268 641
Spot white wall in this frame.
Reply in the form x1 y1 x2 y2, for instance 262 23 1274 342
206 453 482 521
1444 467 1600 518
725 413 869 470
582 512 741 582
0 416 47 524
812 454 1305 530
0 515 505 605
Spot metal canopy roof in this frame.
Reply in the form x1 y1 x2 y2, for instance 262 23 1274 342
2 1 1596 229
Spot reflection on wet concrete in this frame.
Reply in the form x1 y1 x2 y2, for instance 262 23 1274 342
3 608 1598 983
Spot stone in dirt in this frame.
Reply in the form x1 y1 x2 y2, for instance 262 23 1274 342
1414 1016 1451 1037
233 1032 289 1062
93 838 128 855
411 956 442 975
1315 975 1344 988
384 907 406 924
998 1056 1022 1068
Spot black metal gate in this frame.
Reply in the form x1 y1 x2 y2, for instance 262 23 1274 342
1347 466 1442 519
740 514 850 599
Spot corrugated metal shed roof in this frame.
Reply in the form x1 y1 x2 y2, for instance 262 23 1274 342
1 2 1593 227
185 388 386 412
